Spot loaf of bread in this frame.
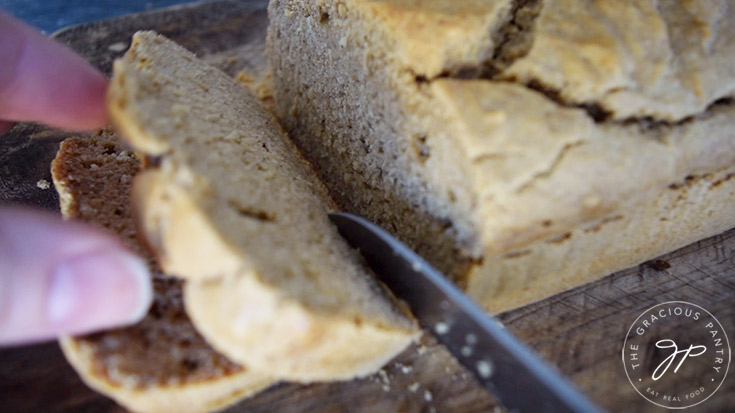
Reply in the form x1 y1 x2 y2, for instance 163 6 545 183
267 0 735 312
107 31 417 382
52 129 274 413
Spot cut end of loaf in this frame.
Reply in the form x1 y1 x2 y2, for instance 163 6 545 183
51 129 274 412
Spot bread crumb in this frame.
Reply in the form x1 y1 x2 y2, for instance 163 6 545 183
424 390 433 402
377 368 390 391
408 382 420 392
108 42 128 52
395 362 412 374
378 369 389 381
36 179 50 190
417 345 427 355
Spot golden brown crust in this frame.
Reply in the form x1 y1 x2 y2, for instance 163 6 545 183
429 80 735 251
363 0 513 78
267 0 735 313
503 0 735 121
333 0 735 121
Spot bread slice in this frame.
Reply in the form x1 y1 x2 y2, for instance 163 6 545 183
51 129 274 413
106 31 417 382
267 0 735 312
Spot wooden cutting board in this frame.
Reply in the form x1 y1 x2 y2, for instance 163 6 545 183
0 1 733 411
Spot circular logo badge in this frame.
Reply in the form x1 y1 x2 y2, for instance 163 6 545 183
622 301 731 409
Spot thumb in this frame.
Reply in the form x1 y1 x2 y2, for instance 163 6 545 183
0 208 152 345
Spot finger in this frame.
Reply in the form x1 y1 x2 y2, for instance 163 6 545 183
0 120 13 135
0 208 152 346
0 12 108 131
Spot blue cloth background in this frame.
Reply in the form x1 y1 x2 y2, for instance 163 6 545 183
1 0 197 33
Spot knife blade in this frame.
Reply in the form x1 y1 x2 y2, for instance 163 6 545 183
329 212 604 413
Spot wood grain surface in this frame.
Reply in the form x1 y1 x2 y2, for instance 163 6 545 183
0 1 732 412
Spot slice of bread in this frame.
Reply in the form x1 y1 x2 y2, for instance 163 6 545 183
52 129 274 413
267 0 735 313
107 31 418 382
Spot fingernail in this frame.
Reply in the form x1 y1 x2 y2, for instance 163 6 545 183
47 250 152 331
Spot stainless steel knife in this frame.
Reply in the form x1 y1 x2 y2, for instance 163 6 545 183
329 212 604 413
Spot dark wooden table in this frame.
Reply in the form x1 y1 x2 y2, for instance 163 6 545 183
0 1 733 412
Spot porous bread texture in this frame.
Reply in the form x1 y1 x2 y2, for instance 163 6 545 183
51 129 274 413
267 0 735 312
107 31 417 382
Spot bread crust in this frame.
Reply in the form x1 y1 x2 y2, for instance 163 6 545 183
60 337 273 413
268 0 735 312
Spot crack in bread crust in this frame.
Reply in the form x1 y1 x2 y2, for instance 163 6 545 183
416 71 735 129
268 0 735 313
404 0 735 125
487 0 544 76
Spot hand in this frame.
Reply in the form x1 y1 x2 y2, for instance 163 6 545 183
0 12 152 345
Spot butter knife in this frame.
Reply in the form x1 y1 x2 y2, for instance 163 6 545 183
329 212 604 413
